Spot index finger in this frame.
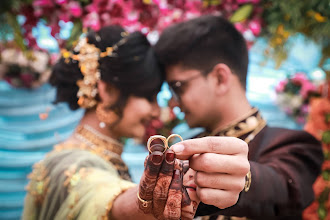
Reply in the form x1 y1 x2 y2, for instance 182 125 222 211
169 137 248 160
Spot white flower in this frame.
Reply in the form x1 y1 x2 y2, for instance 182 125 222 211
29 51 50 73
290 95 303 109
1 49 25 65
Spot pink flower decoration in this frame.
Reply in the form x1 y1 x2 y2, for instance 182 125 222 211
83 12 101 31
55 0 68 5
291 72 308 85
301 104 309 114
236 0 260 4
296 115 306 124
68 1 82 17
275 79 288 93
300 82 317 99
33 0 54 7
236 0 250 4
248 19 261 36
58 11 71 22
49 20 61 37
234 22 246 33
251 0 261 4
21 73 34 88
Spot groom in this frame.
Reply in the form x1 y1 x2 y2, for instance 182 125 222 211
154 15 323 219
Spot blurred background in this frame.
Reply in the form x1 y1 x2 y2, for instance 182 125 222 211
0 0 329 219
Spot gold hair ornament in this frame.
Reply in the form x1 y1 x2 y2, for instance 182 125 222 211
60 32 129 109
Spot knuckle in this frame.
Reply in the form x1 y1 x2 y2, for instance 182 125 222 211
239 141 249 154
197 188 209 203
195 172 205 187
234 159 250 175
238 178 246 191
218 194 239 209
231 178 245 192
206 137 219 152
199 154 213 171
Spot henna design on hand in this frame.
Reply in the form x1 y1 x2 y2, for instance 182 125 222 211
164 169 183 220
138 150 164 213
153 150 175 219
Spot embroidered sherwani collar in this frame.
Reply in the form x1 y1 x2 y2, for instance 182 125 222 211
202 108 267 144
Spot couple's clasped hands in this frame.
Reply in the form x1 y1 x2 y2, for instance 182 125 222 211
138 135 250 220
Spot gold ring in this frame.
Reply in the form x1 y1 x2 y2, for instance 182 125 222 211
147 135 167 153
244 170 251 192
166 134 183 149
137 192 152 208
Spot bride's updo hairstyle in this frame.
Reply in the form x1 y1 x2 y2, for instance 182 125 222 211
50 25 163 114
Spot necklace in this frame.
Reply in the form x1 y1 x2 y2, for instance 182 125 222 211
72 124 131 180
75 124 123 156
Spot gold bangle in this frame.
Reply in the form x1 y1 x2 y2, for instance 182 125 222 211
147 135 167 153
244 170 252 192
137 192 152 208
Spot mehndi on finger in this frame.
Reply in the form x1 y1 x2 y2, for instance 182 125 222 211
153 150 175 219
164 169 183 220
138 150 164 213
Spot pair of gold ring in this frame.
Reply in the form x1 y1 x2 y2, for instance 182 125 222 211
147 134 183 153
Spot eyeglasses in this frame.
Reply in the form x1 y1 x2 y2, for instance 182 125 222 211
167 74 203 101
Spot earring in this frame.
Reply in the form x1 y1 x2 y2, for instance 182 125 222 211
96 103 119 128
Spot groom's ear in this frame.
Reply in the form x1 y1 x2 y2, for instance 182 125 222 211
97 80 120 104
211 63 232 96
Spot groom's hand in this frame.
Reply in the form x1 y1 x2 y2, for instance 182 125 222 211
170 137 250 209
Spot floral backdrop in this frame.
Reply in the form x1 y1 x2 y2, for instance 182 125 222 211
0 0 329 219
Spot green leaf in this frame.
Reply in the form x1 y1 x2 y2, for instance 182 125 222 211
65 20 83 49
322 130 330 144
318 204 327 220
5 12 26 51
325 113 330 123
230 4 253 23
322 170 330 181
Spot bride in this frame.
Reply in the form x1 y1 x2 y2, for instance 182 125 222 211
22 25 198 220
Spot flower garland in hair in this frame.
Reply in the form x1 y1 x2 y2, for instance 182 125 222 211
60 32 129 109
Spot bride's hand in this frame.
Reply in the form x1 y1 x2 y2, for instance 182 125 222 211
138 144 198 220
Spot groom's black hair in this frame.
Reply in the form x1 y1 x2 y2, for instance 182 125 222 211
155 15 248 89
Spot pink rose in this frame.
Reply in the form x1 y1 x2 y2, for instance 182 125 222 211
58 11 71 22
248 19 262 36
236 0 250 4
275 80 288 93
234 22 246 33
300 82 317 98
32 0 54 7
83 12 101 31
55 0 68 5
291 73 308 85
68 1 82 17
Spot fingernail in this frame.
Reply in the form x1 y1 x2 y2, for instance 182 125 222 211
166 152 175 162
152 154 162 164
172 144 184 153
